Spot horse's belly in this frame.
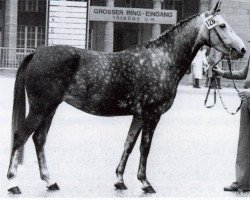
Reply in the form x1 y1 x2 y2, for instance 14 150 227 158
64 92 137 116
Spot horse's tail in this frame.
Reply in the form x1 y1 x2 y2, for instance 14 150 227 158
12 52 34 137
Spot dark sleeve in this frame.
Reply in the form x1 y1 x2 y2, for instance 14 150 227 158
222 61 249 80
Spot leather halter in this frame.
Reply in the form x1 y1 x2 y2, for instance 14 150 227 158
204 13 242 115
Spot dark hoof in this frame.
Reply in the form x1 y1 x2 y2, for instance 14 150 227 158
142 185 156 193
114 181 127 190
224 185 238 192
8 186 21 195
47 183 60 191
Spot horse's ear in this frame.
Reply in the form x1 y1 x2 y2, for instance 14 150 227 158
207 1 222 16
213 1 222 13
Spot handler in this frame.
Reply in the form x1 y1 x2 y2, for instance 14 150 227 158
213 56 250 192
190 47 208 88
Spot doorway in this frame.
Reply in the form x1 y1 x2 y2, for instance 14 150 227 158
114 22 139 52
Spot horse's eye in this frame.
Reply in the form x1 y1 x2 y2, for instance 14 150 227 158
219 24 226 28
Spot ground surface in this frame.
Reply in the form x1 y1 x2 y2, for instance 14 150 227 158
0 73 249 198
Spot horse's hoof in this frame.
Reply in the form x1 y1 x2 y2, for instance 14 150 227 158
8 186 22 194
47 183 60 191
114 181 127 190
142 185 156 193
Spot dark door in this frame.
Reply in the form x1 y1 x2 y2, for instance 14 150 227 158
114 23 139 52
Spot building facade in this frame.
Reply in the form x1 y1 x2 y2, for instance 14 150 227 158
89 0 199 52
0 0 249 69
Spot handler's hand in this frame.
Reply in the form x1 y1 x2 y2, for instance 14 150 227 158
212 66 224 76
238 91 250 101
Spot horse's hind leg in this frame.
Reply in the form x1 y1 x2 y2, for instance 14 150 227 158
32 108 59 191
114 116 143 190
7 111 46 194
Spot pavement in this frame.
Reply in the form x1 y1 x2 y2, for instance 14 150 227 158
0 72 249 198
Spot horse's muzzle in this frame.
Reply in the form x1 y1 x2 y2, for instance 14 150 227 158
231 47 246 59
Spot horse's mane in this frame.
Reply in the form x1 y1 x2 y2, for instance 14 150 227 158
145 12 202 48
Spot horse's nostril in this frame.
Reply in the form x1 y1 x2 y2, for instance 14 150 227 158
241 48 246 55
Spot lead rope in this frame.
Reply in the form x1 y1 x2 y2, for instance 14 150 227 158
204 54 242 115
216 56 242 115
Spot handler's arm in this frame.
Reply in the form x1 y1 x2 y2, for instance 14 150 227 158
213 56 250 80
222 64 248 80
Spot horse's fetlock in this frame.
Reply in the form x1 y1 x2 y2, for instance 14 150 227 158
40 174 48 181
116 168 123 177
137 174 146 181
7 172 15 179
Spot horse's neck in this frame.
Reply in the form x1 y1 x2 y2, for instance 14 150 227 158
208 48 221 64
153 16 204 79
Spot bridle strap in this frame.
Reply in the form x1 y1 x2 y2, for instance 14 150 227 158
204 14 242 114
204 54 242 115
213 27 231 53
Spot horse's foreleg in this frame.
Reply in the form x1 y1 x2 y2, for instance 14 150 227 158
137 112 160 193
114 116 143 190
7 112 45 194
32 109 59 191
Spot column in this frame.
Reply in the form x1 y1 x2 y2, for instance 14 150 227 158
5 0 21 162
104 0 114 52
152 0 163 38
4 0 18 67
4 0 18 47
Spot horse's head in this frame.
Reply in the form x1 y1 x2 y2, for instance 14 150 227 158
200 1 246 59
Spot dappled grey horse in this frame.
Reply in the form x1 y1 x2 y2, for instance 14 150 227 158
7 1 246 194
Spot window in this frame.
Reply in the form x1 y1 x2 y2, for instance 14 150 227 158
88 29 93 50
17 26 45 49
116 0 151 8
26 26 36 49
164 0 174 9
17 26 25 49
0 0 5 10
37 27 45 47
27 0 37 11
174 0 183 21
38 0 46 12
18 0 46 12
18 0 26 11
163 0 183 21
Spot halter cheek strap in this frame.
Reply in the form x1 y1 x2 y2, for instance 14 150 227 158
205 13 231 54
212 27 231 55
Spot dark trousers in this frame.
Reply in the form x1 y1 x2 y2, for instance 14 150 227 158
233 99 250 190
